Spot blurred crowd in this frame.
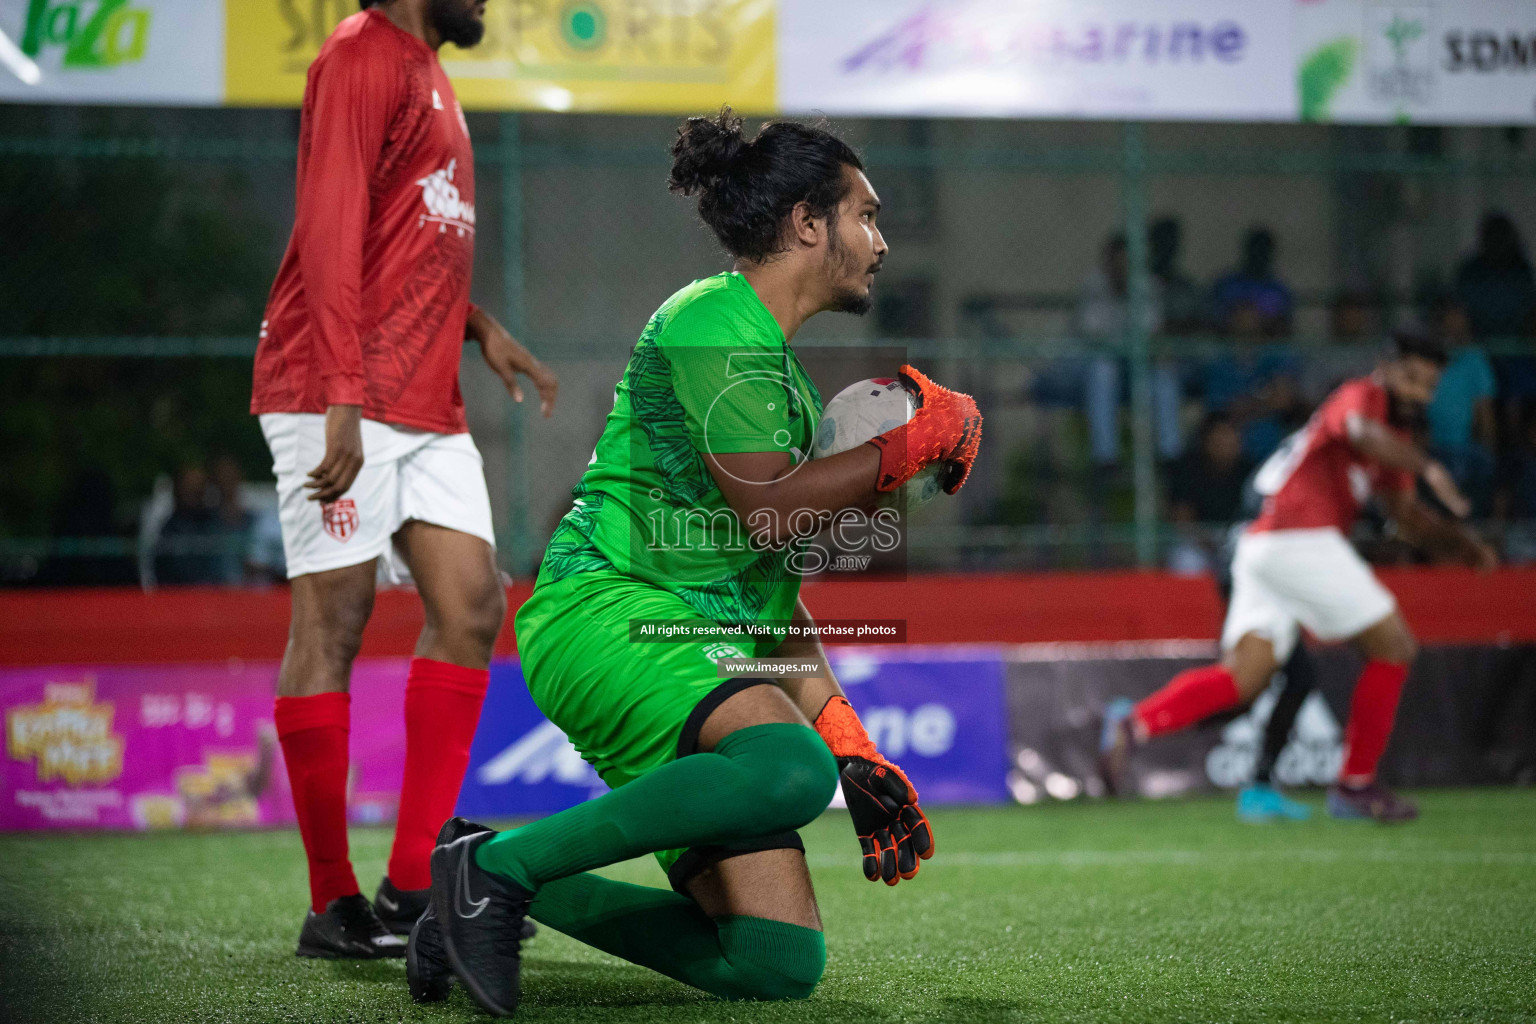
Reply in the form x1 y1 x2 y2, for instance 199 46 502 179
148 457 284 587
12 205 1536 586
1064 209 1536 567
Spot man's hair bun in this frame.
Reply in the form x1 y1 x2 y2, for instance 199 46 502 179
667 106 864 263
668 107 749 197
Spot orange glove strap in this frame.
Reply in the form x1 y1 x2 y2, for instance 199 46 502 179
814 696 880 761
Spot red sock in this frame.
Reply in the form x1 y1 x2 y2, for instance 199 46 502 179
1340 660 1409 786
1135 665 1241 738
386 658 491 891
274 692 358 913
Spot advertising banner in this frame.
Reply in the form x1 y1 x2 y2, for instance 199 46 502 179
223 0 776 113
458 647 1013 820
5 642 1528 829
0 0 223 104
1297 0 1536 125
1 646 1011 830
778 0 1295 121
0 659 413 831
832 645 1012 805
1003 642 1536 802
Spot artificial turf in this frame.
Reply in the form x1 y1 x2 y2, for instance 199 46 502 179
1 789 1533 1023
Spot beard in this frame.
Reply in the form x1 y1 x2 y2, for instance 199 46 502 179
825 217 876 316
431 0 485 47
1387 391 1427 430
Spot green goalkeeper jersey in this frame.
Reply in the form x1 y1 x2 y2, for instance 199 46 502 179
537 271 824 632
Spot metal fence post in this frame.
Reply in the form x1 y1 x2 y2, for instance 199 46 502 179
499 112 533 578
1122 121 1157 568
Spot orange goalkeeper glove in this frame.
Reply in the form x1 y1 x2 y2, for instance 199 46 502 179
814 695 935 885
865 364 982 496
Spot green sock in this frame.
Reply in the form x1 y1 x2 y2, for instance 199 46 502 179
531 872 825 1001
474 722 836 891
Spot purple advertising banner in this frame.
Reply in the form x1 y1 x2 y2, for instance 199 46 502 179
0 660 415 831
1 647 1012 831
831 645 1011 806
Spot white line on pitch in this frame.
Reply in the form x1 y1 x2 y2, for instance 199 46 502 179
805 849 1536 869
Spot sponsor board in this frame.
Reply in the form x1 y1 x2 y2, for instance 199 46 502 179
2 1 1530 123
0 0 223 104
830 647 1011 805
4 643 1527 829
0 659 413 830
1004 642 1536 801
456 660 606 819
778 0 1295 121
223 0 776 113
1296 0 1536 124
456 648 1012 821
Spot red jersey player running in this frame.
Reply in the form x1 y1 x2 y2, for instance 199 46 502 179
1100 333 1495 822
251 0 556 958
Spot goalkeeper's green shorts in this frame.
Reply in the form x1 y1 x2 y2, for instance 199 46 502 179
513 567 773 876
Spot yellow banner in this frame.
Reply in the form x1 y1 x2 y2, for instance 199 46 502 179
225 0 776 113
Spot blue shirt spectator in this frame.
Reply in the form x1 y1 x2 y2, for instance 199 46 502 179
1423 301 1497 516
1210 227 1292 337
1202 300 1304 462
1428 346 1496 452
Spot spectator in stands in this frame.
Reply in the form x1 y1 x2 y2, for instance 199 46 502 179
1211 227 1292 337
155 463 222 585
1455 212 1536 341
1497 408 1536 563
1150 216 1205 336
1303 289 1381 402
1457 212 1536 459
1075 233 1163 341
1201 300 1306 462
1425 298 1497 515
1165 412 1253 574
209 454 256 585
1169 412 1253 525
1072 232 1182 466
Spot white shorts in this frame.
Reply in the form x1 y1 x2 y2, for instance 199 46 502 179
259 413 495 584
1221 527 1397 662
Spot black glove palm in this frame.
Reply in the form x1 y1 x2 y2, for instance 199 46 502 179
837 756 935 885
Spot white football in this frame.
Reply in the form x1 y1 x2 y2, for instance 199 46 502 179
812 377 944 510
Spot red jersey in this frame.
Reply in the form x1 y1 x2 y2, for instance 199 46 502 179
251 10 476 434
1248 375 1415 534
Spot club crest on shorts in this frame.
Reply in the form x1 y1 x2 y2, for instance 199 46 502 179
322 499 359 542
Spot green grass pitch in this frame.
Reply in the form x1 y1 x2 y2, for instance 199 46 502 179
2 790 1534 1023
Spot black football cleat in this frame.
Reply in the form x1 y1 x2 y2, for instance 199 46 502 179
374 875 431 937
408 904 454 1003
408 817 497 1003
295 894 407 959
431 831 534 1017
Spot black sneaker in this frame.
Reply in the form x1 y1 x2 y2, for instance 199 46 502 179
295 894 407 959
407 817 497 1004
430 831 533 1017
374 876 430 937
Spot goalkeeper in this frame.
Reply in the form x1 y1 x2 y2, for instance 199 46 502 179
407 108 983 1016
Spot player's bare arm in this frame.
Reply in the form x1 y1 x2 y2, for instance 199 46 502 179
467 305 559 418
1346 416 1471 518
706 447 883 544
706 368 981 546
1379 489 1498 571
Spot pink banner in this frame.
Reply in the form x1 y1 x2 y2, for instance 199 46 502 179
1 660 411 830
